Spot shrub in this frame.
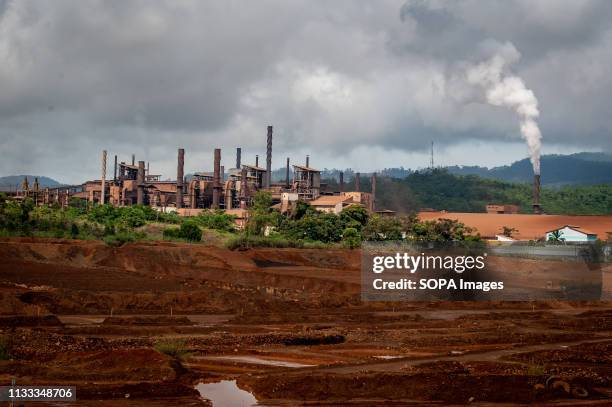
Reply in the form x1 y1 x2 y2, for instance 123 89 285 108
103 223 116 236
280 212 342 243
340 205 369 230
163 227 180 239
342 227 361 249
70 223 79 239
225 234 303 250
163 222 202 242
194 211 236 232
103 230 143 246
154 339 189 360
179 222 202 241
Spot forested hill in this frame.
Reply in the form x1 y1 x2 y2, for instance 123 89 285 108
0 175 62 191
323 169 612 215
309 152 612 186
445 152 612 186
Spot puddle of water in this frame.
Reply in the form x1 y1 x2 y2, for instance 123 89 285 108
202 355 314 368
196 380 258 407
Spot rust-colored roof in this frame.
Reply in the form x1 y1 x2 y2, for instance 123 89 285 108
242 164 267 171
293 165 320 172
310 195 352 206
148 182 176 193
418 212 612 240
72 191 88 199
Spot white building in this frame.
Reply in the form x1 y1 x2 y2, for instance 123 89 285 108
545 225 598 242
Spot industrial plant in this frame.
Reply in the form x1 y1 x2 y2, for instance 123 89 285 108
13 125 378 219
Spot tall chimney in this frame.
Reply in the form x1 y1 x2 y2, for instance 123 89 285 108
255 155 259 167
355 172 360 192
131 154 135 166
339 171 344 193
146 161 150 176
137 161 145 205
240 166 248 208
306 155 310 167
101 150 107 205
176 148 184 208
285 157 290 188
265 126 273 188
533 174 542 214
221 165 225 182
113 155 118 182
212 148 221 209
236 147 241 169
370 173 376 212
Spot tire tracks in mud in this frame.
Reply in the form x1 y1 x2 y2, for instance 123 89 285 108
273 336 612 376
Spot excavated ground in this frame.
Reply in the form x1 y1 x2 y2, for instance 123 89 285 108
0 237 610 406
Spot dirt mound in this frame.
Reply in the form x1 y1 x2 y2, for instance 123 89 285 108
241 370 605 404
0 314 62 327
504 341 612 364
103 316 194 326
4 349 176 382
245 247 360 270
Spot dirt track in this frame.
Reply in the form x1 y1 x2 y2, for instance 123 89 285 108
0 237 610 405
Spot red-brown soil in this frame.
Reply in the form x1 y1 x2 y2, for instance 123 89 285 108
0 237 610 405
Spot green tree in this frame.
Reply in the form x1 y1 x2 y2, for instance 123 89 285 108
289 200 315 220
342 227 361 248
502 226 517 238
246 191 278 236
547 230 565 243
195 210 236 232
410 218 476 242
339 205 369 230
362 215 404 241
252 191 273 213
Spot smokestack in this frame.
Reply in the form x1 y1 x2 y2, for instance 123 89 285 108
176 148 184 209
255 155 259 167
146 162 150 176
306 155 310 167
240 166 248 208
285 157 290 188
212 148 221 209
137 161 145 205
533 174 542 214
339 172 344 193
113 155 118 182
370 173 376 212
101 150 107 205
355 172 360 192
131 154 135 166
236 147 241 169
221 165 225 182
265 126 272 188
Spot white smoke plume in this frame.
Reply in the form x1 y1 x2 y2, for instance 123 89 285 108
466 44 542 174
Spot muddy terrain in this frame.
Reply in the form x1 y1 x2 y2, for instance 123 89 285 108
0 237 610 405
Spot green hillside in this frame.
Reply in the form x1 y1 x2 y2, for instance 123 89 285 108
323 169 612 215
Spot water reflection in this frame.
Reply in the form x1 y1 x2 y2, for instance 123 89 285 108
196 380 258 407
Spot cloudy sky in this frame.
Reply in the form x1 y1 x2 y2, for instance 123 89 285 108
1 0 611 183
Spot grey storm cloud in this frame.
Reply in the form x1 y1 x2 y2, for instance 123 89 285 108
0 0 611 183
